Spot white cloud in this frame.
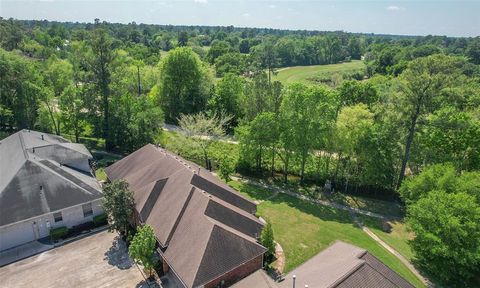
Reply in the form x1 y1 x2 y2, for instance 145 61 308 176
386 5 404 11
194 0 208 4
242 13 250 17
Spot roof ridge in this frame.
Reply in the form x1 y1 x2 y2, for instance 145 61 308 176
191 221 216 286
362 252 412 288
18 130 28 160
327 260 366 288
194 224 267 287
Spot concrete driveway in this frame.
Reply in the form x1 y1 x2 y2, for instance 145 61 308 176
0 230 150 288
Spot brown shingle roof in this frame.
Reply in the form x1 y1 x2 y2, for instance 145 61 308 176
279 241 414 288
105 144 266 288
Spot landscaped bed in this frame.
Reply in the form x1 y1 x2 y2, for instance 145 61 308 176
229 180 425 288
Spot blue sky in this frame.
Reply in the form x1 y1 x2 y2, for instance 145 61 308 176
1 0 479 37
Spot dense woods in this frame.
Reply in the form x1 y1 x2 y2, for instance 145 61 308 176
1 18 479 286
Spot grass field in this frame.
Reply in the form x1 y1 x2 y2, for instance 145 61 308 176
273 60 366 84
228 180 425 288
359 215 415 261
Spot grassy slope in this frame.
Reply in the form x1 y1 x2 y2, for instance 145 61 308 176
359 215 415 261
273 60 365 84
229 180 424 288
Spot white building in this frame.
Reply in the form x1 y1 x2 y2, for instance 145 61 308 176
0 130 103 252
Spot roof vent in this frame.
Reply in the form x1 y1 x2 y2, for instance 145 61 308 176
32 147 35 153
41 134 44 140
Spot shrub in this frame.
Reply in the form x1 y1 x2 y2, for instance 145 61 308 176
93 213 108 227
50 226 68 240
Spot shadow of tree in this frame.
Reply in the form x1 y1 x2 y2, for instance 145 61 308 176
104 236 134 270
135 280 161 288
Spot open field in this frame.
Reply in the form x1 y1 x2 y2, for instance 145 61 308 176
229 180 425 288
273 60 366 84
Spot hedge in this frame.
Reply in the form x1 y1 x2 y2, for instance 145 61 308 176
50 226 69 240
93 213 108 227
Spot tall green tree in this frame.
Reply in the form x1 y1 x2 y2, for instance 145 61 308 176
407 191 480 286
89 24 115 150
102 180 135 237
208 73 245 128
279 83 336 183
396 55 467 188
0 48 43 129
157 47 213 123
129 225 157 278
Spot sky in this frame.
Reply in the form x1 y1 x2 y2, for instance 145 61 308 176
1 0 479 37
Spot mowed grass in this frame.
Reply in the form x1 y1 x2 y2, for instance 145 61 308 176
229 180 425 288
273 60 365 84
359 215 415 261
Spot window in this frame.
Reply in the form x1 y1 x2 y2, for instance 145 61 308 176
82 203 93 217
53 212 63 223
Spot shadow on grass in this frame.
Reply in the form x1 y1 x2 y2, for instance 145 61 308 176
269 193 354 224
104 236 133 270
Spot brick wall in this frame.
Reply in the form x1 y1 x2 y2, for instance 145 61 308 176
204 254 263 288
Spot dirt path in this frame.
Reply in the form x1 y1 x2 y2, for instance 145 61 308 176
232 176 429 286
232 176 391 220
352 215 430 287
273 242 285 274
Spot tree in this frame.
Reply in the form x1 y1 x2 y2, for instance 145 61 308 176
279 83 337 183
334 104 374 192
237 112 278 174
42 56 74 135
129 225 157 278
60 85 87 142
214 52 247 77
218 155 235 182
178 112 232 170
400 163 480 204
208 73 245 128
260 222 275 262
0 48 43 129
157 47 213 123
206 40 232 64
102 180 135 237
109 94 164 153
396 55 467 188
407 191 480 286
177 31 188 47
89 25 115 150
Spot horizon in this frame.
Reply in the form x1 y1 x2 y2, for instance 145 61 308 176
1 0 479 38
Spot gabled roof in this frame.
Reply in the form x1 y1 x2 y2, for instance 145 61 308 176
105 144 266 288
0 130 102 227
279 241 414 288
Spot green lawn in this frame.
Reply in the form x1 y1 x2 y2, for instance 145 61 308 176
229 180 425 288
273 60 366 84
359 215 415 261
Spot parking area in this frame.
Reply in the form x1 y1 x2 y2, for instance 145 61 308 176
0 230 149 288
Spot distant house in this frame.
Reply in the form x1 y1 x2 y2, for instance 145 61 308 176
235 241 414 288
0 130 103 252
105 144 267 288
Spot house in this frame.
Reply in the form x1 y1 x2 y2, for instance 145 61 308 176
105 144 267 288
234 241 414 288
0 130 103 252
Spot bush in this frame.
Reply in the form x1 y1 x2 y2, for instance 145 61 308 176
50 226 68 240
93 213 108 227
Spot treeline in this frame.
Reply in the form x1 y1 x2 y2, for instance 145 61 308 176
1 18 480 285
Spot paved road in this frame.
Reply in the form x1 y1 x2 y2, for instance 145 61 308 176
0 231 150 288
